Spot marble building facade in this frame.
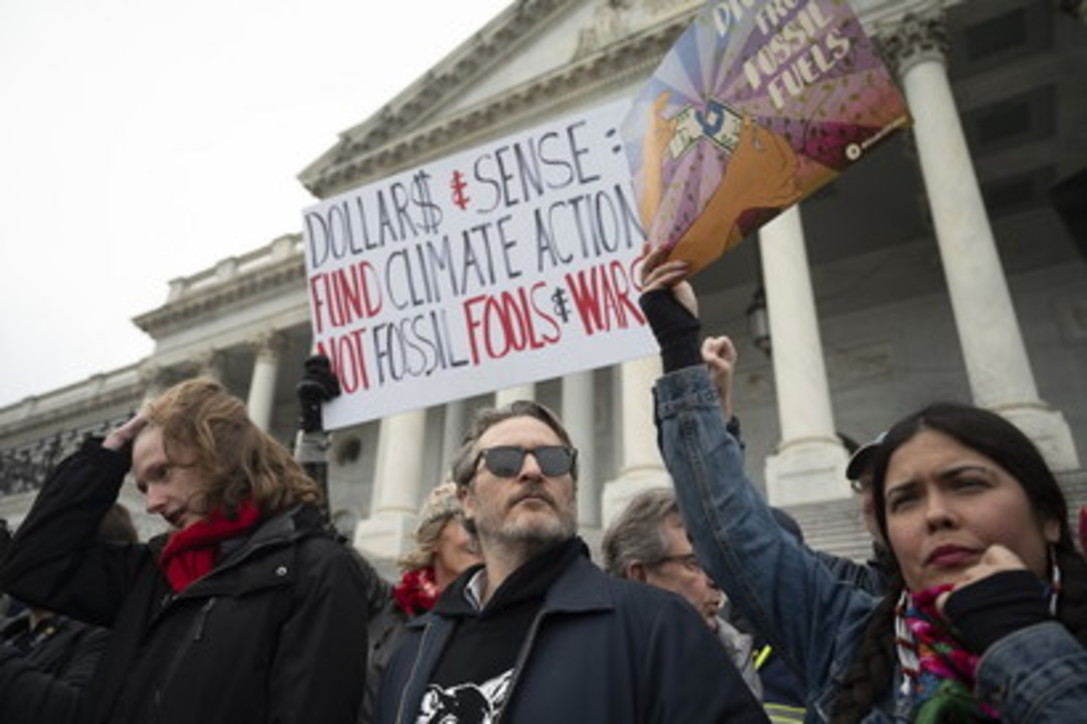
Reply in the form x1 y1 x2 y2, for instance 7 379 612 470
2 0 1086 563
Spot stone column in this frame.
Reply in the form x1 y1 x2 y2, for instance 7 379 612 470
246 332 284 432
440 399 468 474
601 356 669 526
494 383 536 407
195 349 225 383
138 362 169 408
354 408 428 559
882 12 1080 470
562 370 600 530
760 208 850 504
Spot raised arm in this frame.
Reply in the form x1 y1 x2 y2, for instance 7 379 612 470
639 249 874 691
0 435 147 627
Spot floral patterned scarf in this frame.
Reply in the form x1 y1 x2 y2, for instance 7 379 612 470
896 585 999 723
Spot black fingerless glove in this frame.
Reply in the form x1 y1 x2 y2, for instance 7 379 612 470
297 355 342 433
943 569 1050 654
638 289 702 373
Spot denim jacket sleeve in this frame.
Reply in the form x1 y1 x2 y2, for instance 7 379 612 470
653 366 877 712
975 621 1087 722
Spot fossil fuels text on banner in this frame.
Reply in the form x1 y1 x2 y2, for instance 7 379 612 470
622 0 911 275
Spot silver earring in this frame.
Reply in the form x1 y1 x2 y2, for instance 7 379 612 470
1049 543 1062 617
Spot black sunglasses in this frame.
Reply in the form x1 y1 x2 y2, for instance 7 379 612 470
475 445 577 479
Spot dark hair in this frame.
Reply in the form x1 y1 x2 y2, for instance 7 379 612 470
450 400 577 489
98 503 139 544
837 432 861 456
831 402 1087 722
869 402 1068 546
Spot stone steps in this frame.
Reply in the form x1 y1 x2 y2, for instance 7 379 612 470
778 497 875 564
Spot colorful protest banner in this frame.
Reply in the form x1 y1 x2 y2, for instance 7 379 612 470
302 99 656 429
622 0 911 275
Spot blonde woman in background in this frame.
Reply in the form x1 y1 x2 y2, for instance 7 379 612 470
362 482 481 723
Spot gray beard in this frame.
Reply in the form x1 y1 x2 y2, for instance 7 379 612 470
478 517 576 563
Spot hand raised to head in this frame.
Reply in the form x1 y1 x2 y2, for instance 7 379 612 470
104 414 149 451
935 544 1029 613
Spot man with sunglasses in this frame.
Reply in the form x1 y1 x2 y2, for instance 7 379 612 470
376 400 768 724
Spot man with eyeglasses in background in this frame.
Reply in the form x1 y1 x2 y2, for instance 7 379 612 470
602 486 762 698
375 400 769 724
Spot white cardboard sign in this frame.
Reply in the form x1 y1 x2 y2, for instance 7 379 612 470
302 99 656 429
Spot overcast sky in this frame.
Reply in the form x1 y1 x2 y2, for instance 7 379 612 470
0 0 512 408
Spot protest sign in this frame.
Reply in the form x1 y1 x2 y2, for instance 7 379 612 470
622 0 911 274
302 99 656 429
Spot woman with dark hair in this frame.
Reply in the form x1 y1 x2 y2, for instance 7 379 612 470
832 402 1087 722
639 247 1087 723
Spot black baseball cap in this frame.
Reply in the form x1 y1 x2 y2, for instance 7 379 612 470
845 432 886 482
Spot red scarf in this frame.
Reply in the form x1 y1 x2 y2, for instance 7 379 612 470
392 566 439 616
158 501 262 592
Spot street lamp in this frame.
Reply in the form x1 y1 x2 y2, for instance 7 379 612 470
746 286 771 358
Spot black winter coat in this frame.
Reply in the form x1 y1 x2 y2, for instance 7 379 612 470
0 443 370 724
0 612 108 724
378 551 769 724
